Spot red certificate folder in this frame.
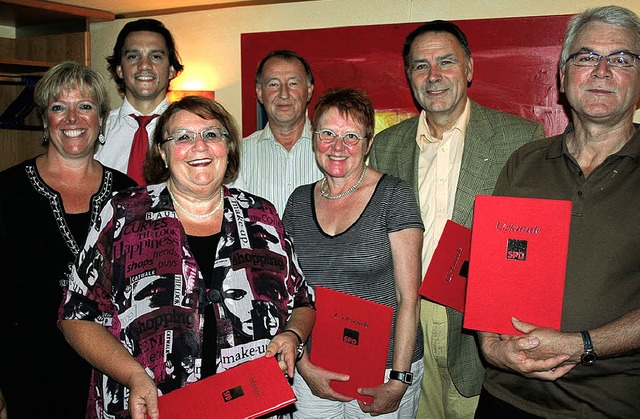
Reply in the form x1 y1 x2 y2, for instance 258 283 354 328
463 195 572 335
155 356 296 419
419 220 471 312
310 286 393 404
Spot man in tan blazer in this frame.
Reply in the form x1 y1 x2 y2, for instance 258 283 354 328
369 20 544 418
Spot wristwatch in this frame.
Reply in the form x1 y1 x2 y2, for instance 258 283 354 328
389 370 414 385
283 329 305 361
580 330 598 366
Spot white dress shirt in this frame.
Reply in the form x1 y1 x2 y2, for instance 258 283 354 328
95 97 169 173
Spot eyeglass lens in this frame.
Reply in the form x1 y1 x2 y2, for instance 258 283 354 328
167 127 227 143
316 130 364 146
571 52 637 67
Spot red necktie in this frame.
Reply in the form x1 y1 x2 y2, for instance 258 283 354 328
127 113 159 185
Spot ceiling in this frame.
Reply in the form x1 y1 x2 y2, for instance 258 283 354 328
43 0 316 19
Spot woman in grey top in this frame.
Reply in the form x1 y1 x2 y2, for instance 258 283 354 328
283 87 424 418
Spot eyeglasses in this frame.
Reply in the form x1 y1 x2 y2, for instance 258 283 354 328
162 127 229 145
567 51 640 68
315 129 367 146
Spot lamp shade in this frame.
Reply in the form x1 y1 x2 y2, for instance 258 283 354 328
167 90 215 103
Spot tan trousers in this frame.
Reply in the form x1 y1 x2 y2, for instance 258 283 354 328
415 300 479 419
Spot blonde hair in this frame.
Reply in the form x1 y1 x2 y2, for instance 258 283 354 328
34 61 109 123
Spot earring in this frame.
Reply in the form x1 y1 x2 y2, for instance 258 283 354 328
164 161 168 169
42 130 49 146
98 133 106 145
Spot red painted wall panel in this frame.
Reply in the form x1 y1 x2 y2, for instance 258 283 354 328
241 15 572 137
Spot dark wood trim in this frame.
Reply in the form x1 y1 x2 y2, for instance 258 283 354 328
0 0 114 21
115 0 318 19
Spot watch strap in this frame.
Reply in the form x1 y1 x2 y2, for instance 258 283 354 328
580 330 597 366
283 329 305 361
389 370 413 385
580 330 594 351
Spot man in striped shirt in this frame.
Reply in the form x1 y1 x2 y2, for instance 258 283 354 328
231 50 323 215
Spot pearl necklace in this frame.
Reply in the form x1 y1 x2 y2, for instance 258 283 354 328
167 186 224 219
320 166 367 200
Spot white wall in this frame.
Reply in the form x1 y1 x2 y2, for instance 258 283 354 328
89 0 640 130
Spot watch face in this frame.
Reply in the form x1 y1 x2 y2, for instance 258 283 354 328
390 371 413 384
581 351 597 365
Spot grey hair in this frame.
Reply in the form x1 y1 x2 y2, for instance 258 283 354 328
560 5 640 72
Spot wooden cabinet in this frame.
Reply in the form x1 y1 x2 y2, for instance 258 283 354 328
0 0 114 171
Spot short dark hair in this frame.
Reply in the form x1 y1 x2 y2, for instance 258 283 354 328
403 20 472 76
145 96 240 185
311 87 375 145
106 19 184 94
255 49 314 87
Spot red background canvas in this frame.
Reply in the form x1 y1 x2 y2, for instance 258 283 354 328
241 14 572 137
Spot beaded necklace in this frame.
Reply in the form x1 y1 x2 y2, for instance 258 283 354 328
168 186 223 219
320 166 367 200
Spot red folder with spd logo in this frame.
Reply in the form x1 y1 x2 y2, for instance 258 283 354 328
463 195 571 335
310 286 393 404
155 356 296 419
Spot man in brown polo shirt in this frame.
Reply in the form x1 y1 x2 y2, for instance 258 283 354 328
476 5 640 418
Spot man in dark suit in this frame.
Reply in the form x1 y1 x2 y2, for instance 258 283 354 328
369 20 544 418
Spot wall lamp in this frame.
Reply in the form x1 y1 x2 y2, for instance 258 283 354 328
167 90 216 103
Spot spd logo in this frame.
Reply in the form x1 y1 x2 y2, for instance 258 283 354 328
343 328 359 346
506 239 527 261
222 385 244 402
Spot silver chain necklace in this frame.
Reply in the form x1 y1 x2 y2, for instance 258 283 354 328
167 186 223 219
320 166 367 200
